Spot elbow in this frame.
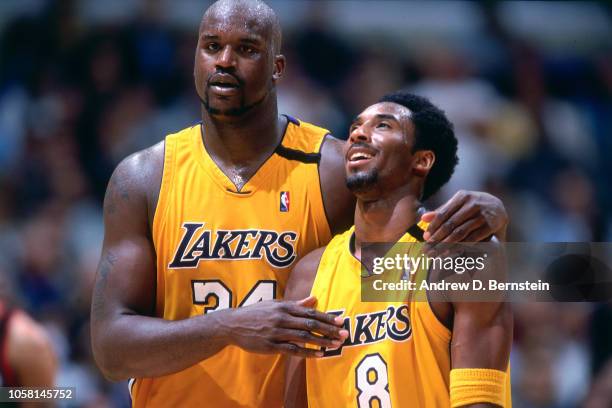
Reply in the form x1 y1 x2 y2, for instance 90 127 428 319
93 346 131 382
91 329 131 382
99 361 130 382
99 366 128 383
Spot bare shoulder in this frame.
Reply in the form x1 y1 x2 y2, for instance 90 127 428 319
105 140 165 225
320 135 344 157
111 141 164 199
285 246 328 301
319 135 344 172
318 135 355 235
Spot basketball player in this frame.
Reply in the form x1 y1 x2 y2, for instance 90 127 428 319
284 91 512 407
90 1 509 407
0 301 57 408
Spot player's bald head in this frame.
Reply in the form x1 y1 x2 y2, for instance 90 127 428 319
200 0 282 53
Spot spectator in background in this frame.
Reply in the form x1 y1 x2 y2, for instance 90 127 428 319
0 299 58 407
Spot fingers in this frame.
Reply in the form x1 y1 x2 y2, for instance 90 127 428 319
295 296 317 308
282 315 348 340
274 328 346 349
272 342 324 358
289 301 343 327
441 212 486 243
428 205 480 243
464 226 493 242
420 211 436 223
424 191 469 241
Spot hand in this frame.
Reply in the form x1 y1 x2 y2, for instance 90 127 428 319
422 190 508 243
220 296 349 358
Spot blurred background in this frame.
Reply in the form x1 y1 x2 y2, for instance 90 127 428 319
0 0 610 406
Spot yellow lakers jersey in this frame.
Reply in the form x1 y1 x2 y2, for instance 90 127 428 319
131 116 332 407
307 222 510 407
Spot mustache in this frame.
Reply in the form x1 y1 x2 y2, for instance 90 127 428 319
206 70 244 88
347 141 379 153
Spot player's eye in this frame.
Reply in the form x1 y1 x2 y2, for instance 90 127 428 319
205 42 220 52
349 124 359 133
377 122 391 129
240 45 256 55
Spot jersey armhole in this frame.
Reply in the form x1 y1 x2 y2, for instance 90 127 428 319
308 247 329 300
152 136 176 243
312 135 334 243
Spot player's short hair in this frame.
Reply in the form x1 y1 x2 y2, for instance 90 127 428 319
378 91 458 200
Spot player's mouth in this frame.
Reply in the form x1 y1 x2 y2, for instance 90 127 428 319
346 145 378 166
208 73 241 96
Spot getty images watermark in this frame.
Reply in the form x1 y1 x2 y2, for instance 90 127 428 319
359 242 612 302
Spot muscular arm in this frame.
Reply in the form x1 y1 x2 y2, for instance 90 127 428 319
450 299 512 408
91 145 345 381
428 236 511 407
284 247 328 408
444 239 512 408
90 146 230 380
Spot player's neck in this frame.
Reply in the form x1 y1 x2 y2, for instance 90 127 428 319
353 189 420 259
201 97 283 165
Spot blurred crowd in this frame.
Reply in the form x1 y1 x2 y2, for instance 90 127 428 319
0 1 610 407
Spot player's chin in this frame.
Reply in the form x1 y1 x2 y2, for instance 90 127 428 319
207 95 241 107
205 101 245 117
346 168 379 192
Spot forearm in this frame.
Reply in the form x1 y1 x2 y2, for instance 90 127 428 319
450 301 512 408
284 356 308 408
93 311 231 381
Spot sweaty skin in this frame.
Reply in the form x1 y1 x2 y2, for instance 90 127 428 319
91 0 507 382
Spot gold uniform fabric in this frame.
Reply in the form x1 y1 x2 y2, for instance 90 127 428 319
131 118 331 407
306 221 511 408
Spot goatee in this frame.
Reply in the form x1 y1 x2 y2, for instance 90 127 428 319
346 169 379 192
200 93 268 117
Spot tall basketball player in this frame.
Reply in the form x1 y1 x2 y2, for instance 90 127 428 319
90 1 509 407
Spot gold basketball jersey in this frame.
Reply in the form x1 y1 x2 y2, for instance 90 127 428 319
131 117 331 407
307 222 505 408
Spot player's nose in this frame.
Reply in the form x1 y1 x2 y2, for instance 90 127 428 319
349 124 371 144
215 45 236 69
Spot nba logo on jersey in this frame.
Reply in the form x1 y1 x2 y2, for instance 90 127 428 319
280 191 290 212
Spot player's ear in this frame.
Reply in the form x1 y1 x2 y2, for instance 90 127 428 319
273 54 286 81
412 150 435 177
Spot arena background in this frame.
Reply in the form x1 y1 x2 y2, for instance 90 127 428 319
0 1 610 406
